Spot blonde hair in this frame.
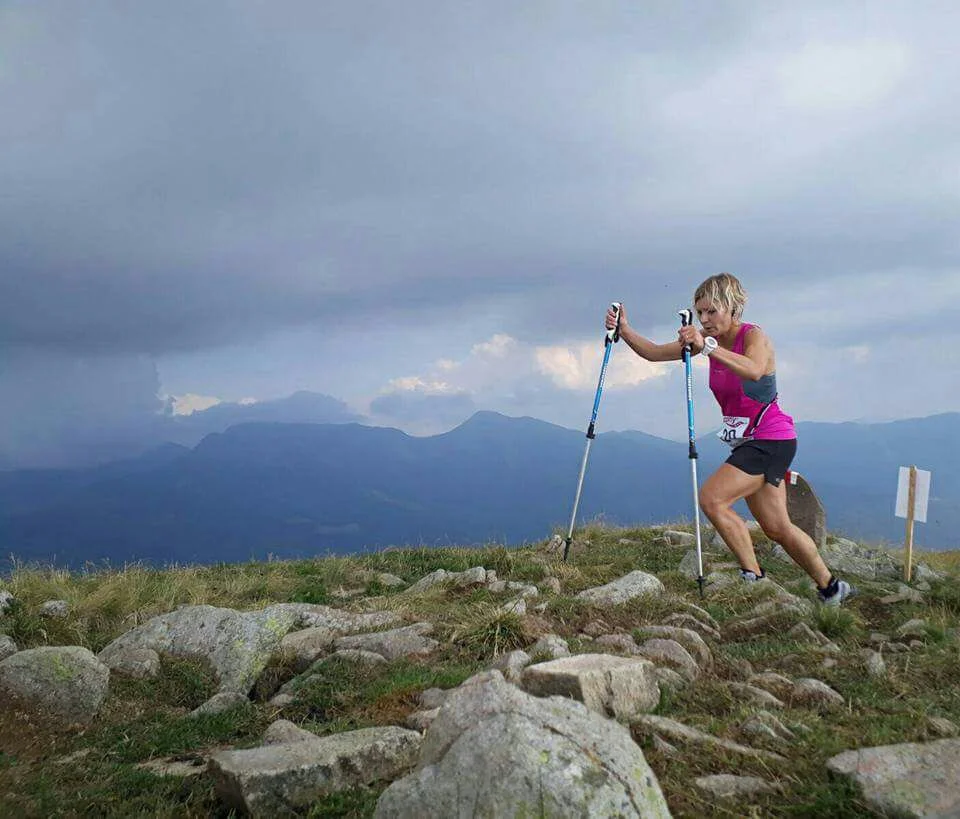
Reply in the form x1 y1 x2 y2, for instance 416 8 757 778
694 272 747 321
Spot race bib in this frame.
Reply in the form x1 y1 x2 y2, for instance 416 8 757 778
718 415 750 447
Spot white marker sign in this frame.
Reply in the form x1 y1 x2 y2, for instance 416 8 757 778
895 466 931 523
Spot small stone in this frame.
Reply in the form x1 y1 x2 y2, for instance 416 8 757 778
188 692 249 718
868 632 890 645
861 649 886 679
790 678 845 711
528 634 569 660
652 734 679 756
581 620 610 638
663 530 696 547
694 773 778 800
0 590 15 615
896 618 927 640
40 600 69 619
0 635 18 662
263 720 319 745
489 650 531 684
928 717 958 738
594 633 638 654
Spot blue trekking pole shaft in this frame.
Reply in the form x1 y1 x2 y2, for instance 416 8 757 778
679 309 706 597
563 303 620 562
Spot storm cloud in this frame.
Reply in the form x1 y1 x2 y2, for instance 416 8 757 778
1 1 958 465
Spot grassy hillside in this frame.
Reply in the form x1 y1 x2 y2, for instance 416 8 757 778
1 527 958 817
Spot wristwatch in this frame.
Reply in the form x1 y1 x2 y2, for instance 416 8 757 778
702 336 718 357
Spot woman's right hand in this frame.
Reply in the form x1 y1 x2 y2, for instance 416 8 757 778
605 303 627 333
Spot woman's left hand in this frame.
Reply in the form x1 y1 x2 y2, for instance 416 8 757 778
678 325 705 353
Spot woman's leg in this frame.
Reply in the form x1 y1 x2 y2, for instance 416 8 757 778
745 480 832 587
699 464 765 574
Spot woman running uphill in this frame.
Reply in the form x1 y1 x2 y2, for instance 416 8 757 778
606 272 855 606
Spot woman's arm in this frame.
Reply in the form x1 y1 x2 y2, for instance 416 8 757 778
619 324 683 362
606 305 682 362
709 327 773 381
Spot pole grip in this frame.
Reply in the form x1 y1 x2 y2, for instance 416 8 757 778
607 302 622 343
678 309 693 354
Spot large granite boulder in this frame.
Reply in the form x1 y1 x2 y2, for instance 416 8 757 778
0 646 109 724
827 738 960 818
575 571 665 606
210 725 422 817
375 671 670 818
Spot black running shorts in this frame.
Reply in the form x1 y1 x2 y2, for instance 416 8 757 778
726 439 797 487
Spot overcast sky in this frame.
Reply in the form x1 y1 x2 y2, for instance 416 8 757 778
2 1 958 468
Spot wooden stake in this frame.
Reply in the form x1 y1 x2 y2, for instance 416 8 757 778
904 465 917 582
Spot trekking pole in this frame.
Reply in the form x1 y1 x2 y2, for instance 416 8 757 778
563 302 621 562
679 309 707 598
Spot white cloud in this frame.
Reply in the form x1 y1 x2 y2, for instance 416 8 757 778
534 341 670 391
776 41 910 111
170 393 222 415
471 334 517 358
385 376 458 395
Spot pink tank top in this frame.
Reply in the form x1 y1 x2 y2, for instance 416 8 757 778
708 323 796 443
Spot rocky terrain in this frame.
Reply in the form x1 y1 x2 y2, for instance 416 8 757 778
1 526 958 817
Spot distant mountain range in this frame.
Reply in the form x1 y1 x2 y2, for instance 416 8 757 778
1 411 955 569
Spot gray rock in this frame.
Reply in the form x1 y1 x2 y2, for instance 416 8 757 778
787 622 824 645
748 672 795 700
632 715 785 762
0 590 14 615
594 633 639 654
675 602 720 630
704 570 739 592
267 693 295 708
790 678 844 711
189 692 249 717
728 683 785 710
678 549 706 580
334 623 438 661
913 562 946 582
861 649 887 679
576 571 665 605
418 688 449 710
521 654 660 721
663 529 696 547
210 726 422 817
489 649 531 684
321 649 389 665
723 609 805 640
927 717 959 738
582 620 612 638
635 626 713 671
660 613 721 641
652 734 679 756
827 738 960 818
107 648 160 679
99 604 303 694
695 773 779 800
528 634 569 660
896 618 927 640
262 719 320 745
270 603 401 633
487 580 538 598
404 708 440 733
0 646 109 724
785 472 827 550
376 573 406 588
636 638 700 682
40 600 69 618
405 567 487 595
279 627 337 671
499 597 526 615
769 543 791 563
654 667 688 693
741 712 795 745
869 632 890 645
375 672 670 818
0 635 18 661
821 538 900 580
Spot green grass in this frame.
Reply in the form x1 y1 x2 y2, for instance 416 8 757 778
1 527 958 818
